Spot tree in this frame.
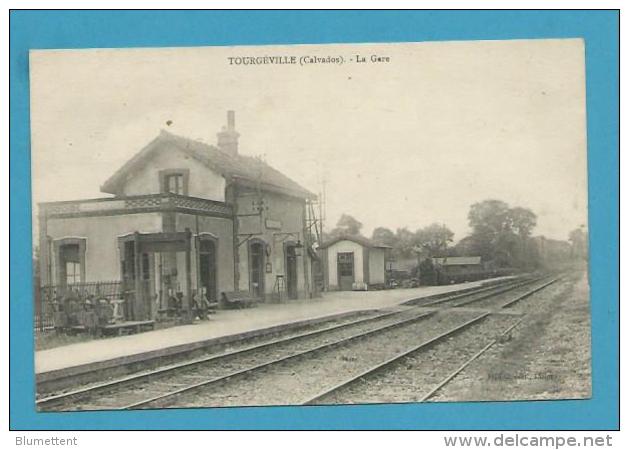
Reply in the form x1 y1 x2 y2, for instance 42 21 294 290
466 200 511 263
465 199 538 268
326 214 363 240
468 200 511 236
508 207 537 238
33 245 40 281
418 257 438 285
372 227 396 246
507 207 538 268
336 214 363 235
568 226 588 260
452 235 475 256
393 227 416 259
414 223 454 257
33 245 42 328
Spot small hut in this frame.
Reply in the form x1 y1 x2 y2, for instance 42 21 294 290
318 236 391 291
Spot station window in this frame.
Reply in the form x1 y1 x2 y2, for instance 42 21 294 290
165 174 184 194
338 252 354 276
141 253 151 281
55 239 86 287
160 169 189 196
65 261 81 285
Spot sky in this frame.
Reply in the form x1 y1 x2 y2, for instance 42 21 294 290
30 39 588 242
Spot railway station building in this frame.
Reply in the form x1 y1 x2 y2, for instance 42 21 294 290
38 111 319 322
318 236 390 291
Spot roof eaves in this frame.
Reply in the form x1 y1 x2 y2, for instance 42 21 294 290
229 175 315 200
101 130 316 200
100 133 165 195
319 235 381 249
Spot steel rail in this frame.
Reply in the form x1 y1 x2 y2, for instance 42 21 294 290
121 309 438 409
418 317 526 402
420 277 540 307
301 276 559 405
36 308 405 409
500 277 560 308
418 277 561 402
38 276 536 411
38 277 518 409
408 279 519 307
301 312 491 405
448 277 547 308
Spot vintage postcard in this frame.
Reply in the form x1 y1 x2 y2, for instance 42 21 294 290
29 40 590 411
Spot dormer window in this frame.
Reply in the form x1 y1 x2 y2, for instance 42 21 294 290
159 169 189 196
166 174 184 194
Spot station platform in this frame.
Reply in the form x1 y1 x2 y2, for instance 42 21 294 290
35 278 511 377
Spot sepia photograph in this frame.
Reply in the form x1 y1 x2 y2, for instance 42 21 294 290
29 39 591 412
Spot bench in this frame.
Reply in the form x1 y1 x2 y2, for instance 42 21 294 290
157 307 181 320
101 320 155 336
64 320 154 336
157 300 219 321
219 292 261 310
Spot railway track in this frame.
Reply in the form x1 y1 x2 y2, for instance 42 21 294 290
37 275 551 411
420 275 547 308
40 308 437 410
418 317 525 402
402 278 523 306
38 277 524 397
303 276 561 405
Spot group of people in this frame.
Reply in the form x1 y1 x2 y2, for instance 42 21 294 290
50 290 115 333
165 290 213 320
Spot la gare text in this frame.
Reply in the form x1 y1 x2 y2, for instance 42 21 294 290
227 55 391 66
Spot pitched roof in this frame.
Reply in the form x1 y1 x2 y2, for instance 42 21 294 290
100 130 315 199
432 256 482 266
318 235 392 250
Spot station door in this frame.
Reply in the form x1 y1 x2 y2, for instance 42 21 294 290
199 239 217 302
337 252 355 291
249 241 265 298
285 244 298 299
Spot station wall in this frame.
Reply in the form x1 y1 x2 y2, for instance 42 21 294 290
42 212 163 284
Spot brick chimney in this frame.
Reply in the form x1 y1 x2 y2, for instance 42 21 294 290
216 110 240 156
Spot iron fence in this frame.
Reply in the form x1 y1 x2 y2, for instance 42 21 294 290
35 281 122 333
